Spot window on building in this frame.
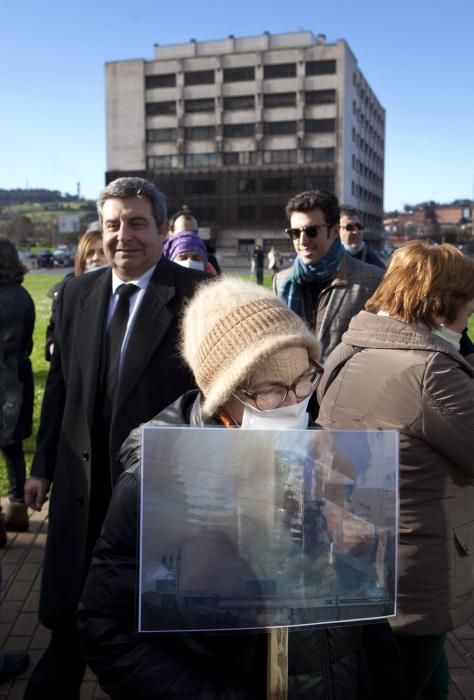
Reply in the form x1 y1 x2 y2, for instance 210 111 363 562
263 92 297 108
305 60 336 76
184 179 216 194
223 123 255 137
238 205 257 222
263 63 297 79
305 118 336 133
146 101 176 116
184 98 215 113
238 238 256 255
304 148 336 162
184 153 217 167
147 128 177 142
223 95 255 110
263 121 296 135
223 151 257 165
147 155 179 168
263 150 297 164
238 178 256 193
184 126 215 140
223 66 255 82
192 206 216 223
262 176 297 193
305 89 336 105
157 179 179 196
261 205 285 222
184 70 215 85
145 74 176 89
303 175 335 191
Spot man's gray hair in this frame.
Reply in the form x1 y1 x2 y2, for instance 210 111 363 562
97 177 167 227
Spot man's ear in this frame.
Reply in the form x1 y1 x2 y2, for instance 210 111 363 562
330 223 340 240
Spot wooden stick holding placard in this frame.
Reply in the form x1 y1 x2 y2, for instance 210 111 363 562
266 627 288 699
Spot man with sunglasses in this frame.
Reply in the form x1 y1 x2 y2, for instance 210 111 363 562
339 204 385 269
274 190 384 362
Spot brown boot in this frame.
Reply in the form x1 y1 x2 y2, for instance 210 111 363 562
4 501 29 532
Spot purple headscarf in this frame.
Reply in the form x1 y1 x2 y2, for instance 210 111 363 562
163 230 209 263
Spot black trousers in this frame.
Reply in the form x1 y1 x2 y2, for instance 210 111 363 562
25 430 112 698
0 441 26 501
23 625 86 699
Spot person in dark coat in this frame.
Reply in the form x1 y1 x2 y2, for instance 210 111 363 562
0 238 35 533
339 204 385 269
79 277 401 699
252 244 264 285
23 178 209 699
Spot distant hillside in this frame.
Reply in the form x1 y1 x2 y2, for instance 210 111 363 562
0 190 96 246
0 188 80 206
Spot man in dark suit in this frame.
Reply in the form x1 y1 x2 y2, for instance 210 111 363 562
24 177 209 698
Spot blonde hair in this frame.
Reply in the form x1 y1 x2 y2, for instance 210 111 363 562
366 240 474 327
74 229 103 275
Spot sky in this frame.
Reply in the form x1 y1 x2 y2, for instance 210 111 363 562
1 0 473 211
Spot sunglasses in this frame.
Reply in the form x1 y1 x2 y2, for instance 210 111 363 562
285 224 330 241
341 223 364 232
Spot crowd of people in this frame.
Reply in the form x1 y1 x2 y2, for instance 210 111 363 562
0 176 472 699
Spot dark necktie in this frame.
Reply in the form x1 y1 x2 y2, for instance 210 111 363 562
105 283 139 409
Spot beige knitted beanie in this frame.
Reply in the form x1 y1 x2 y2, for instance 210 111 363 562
181 277 320 416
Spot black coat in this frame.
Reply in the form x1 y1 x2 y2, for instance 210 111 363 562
351 247 386 270
32 257 208 628
0 282 35 447
79 391 401 700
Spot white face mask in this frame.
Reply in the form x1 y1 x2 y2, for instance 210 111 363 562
241 395 311 430
84 263 110 273
432 326 463 350
175 258 205 272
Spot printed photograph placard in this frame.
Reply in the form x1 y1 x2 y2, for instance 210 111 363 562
138 428 398 633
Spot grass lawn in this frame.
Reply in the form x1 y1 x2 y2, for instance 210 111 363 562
0 269 472 495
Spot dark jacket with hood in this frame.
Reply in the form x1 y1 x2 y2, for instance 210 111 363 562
79 391 401 700
0 281 35 447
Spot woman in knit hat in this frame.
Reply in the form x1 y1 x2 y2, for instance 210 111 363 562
79 277 400 699
163 230 217 275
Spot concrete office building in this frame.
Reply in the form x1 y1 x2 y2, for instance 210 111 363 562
106 31 385 257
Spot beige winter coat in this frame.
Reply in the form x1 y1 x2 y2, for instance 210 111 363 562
317 310 474 636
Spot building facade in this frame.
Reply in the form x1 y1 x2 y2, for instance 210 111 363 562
106 31 385 255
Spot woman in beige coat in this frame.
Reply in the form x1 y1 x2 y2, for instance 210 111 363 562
317 241 474 700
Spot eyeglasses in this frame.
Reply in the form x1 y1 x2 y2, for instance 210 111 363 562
236 363 324 411
285 224 330 241
340 223 364 232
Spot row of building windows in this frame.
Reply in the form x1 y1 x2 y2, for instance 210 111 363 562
144 60 337 90
352 181 382 207
352 155 383 188
146 148 335 169
146 119 336 141
352 100 384 143
352 73 384 129
145 176 335 198
145 89 336 116
352 128 383 166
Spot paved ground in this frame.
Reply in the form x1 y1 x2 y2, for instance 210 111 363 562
0 501 108 699
0 501 473 699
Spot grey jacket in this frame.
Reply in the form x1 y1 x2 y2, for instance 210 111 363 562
317 311 474 635
274 253 384 362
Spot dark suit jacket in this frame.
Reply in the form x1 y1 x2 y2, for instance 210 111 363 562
32 256 208 627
